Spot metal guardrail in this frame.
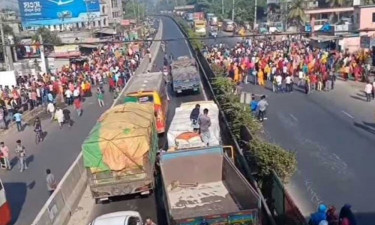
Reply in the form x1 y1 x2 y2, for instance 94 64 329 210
31 19 163 225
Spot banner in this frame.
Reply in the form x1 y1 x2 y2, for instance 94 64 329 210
18 0 100 27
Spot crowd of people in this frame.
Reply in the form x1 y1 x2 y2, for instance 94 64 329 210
0 36 151 173
203 36 375 95
309 204 357 225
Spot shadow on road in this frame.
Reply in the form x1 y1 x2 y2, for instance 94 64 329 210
3 182 28 224
350 95 367 102
354 122 375 134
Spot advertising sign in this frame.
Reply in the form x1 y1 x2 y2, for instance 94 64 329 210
18 0 100 27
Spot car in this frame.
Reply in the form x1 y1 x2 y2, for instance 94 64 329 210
89 211 143 225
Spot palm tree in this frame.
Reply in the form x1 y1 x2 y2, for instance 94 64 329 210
287 0 306 27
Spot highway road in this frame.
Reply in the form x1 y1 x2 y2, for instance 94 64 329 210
205 31 375 224
87 16 207 224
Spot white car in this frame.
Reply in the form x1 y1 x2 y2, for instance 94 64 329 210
90 211 143 225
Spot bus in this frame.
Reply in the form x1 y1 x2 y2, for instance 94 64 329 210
0 179 11 225
223 19 235 32
123 72 168 134
194 20 207 36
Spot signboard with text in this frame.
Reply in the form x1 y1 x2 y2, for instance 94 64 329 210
18 0 100 27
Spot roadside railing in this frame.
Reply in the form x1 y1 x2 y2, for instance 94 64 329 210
31 19 163 225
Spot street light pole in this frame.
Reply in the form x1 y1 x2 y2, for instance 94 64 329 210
231 0 234 21
253 0 257 29
221 0 224 15
0 15 9 70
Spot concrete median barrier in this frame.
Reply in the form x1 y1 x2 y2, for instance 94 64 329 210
31 18 163 225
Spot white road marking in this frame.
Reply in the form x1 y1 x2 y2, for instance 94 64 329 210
341 110 354 119
289 113 298 122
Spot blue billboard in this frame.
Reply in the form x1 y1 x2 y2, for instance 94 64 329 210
18 0 100 27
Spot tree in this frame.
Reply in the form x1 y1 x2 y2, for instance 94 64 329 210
32 28 61 50
287 0 306 27
325 0 350 7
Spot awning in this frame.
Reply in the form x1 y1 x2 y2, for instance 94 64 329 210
49 52 81 58
80 44 100 49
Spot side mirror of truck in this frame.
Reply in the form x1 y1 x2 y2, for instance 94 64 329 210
223 145 234 161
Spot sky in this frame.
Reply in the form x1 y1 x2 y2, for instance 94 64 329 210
0 0 19 11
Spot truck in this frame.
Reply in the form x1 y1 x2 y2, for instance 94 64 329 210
167 101 220 150
82 102 158 203
170 56 201 94
159 146 261 225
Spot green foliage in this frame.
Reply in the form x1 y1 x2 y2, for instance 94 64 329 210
210 63 296 182
124 0 146 20
287 0 306 26
174 15 296 182
250 139 297 182
33 28 62 46
177 18 203 50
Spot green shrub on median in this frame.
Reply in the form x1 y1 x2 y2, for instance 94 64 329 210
175 16 297 182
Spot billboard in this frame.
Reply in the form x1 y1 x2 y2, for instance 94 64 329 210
18 0 100 27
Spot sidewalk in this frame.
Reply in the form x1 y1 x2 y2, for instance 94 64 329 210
66 18 163 225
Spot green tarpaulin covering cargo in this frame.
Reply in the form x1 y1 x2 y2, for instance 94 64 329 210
82 102 157 173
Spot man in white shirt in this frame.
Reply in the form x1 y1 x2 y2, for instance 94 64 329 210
365 82 373 102
65 89 73 105
47 102 55 121
73 88 80 99
275 74 283 93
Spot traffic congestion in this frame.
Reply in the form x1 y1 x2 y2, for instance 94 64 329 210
1 6 374 225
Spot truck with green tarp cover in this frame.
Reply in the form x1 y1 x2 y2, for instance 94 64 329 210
82 102 158 202
160 146 261 225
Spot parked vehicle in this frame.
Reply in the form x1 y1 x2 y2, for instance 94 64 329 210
223 19 235 32
123 72 168 133
89 211 143 225
159 146 261 225
83 103 158 203
0 179 11 225
210 16 218 26
170 56 200 94
185 13 194 22
193 20 207 36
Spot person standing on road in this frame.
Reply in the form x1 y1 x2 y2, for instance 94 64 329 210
65 88 73 105
46 169 57 196
257 95 269 122
47 102 55 121
74 98 82 116
15 140 27 172
285 74 292 92
198 108 211 146
13 111 23 132
0 142 10 170
339 204 357 225
365 81 372 102
55 108 64 128
97 88 105 107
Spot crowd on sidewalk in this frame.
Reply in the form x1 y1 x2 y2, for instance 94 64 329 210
203 36 375 95
0 38 151 172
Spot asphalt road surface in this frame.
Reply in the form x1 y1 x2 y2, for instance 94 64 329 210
206 31 375 224
1 87 114 225
87 16 206 224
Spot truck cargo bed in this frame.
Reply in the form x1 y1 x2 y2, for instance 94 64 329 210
168 181 239 220
160 147 260 223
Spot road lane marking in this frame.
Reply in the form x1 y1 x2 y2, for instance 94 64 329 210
289 114 298 122
341 110 354 119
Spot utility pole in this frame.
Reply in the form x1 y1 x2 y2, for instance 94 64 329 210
253 0 257 29
0 15 9 70
39 34 47 74
231 0 234 21
221 0 224 15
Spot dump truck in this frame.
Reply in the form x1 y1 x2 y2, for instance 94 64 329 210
170 56 200 94
160 146 261 225
82 103 158 203
167 101 220 150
